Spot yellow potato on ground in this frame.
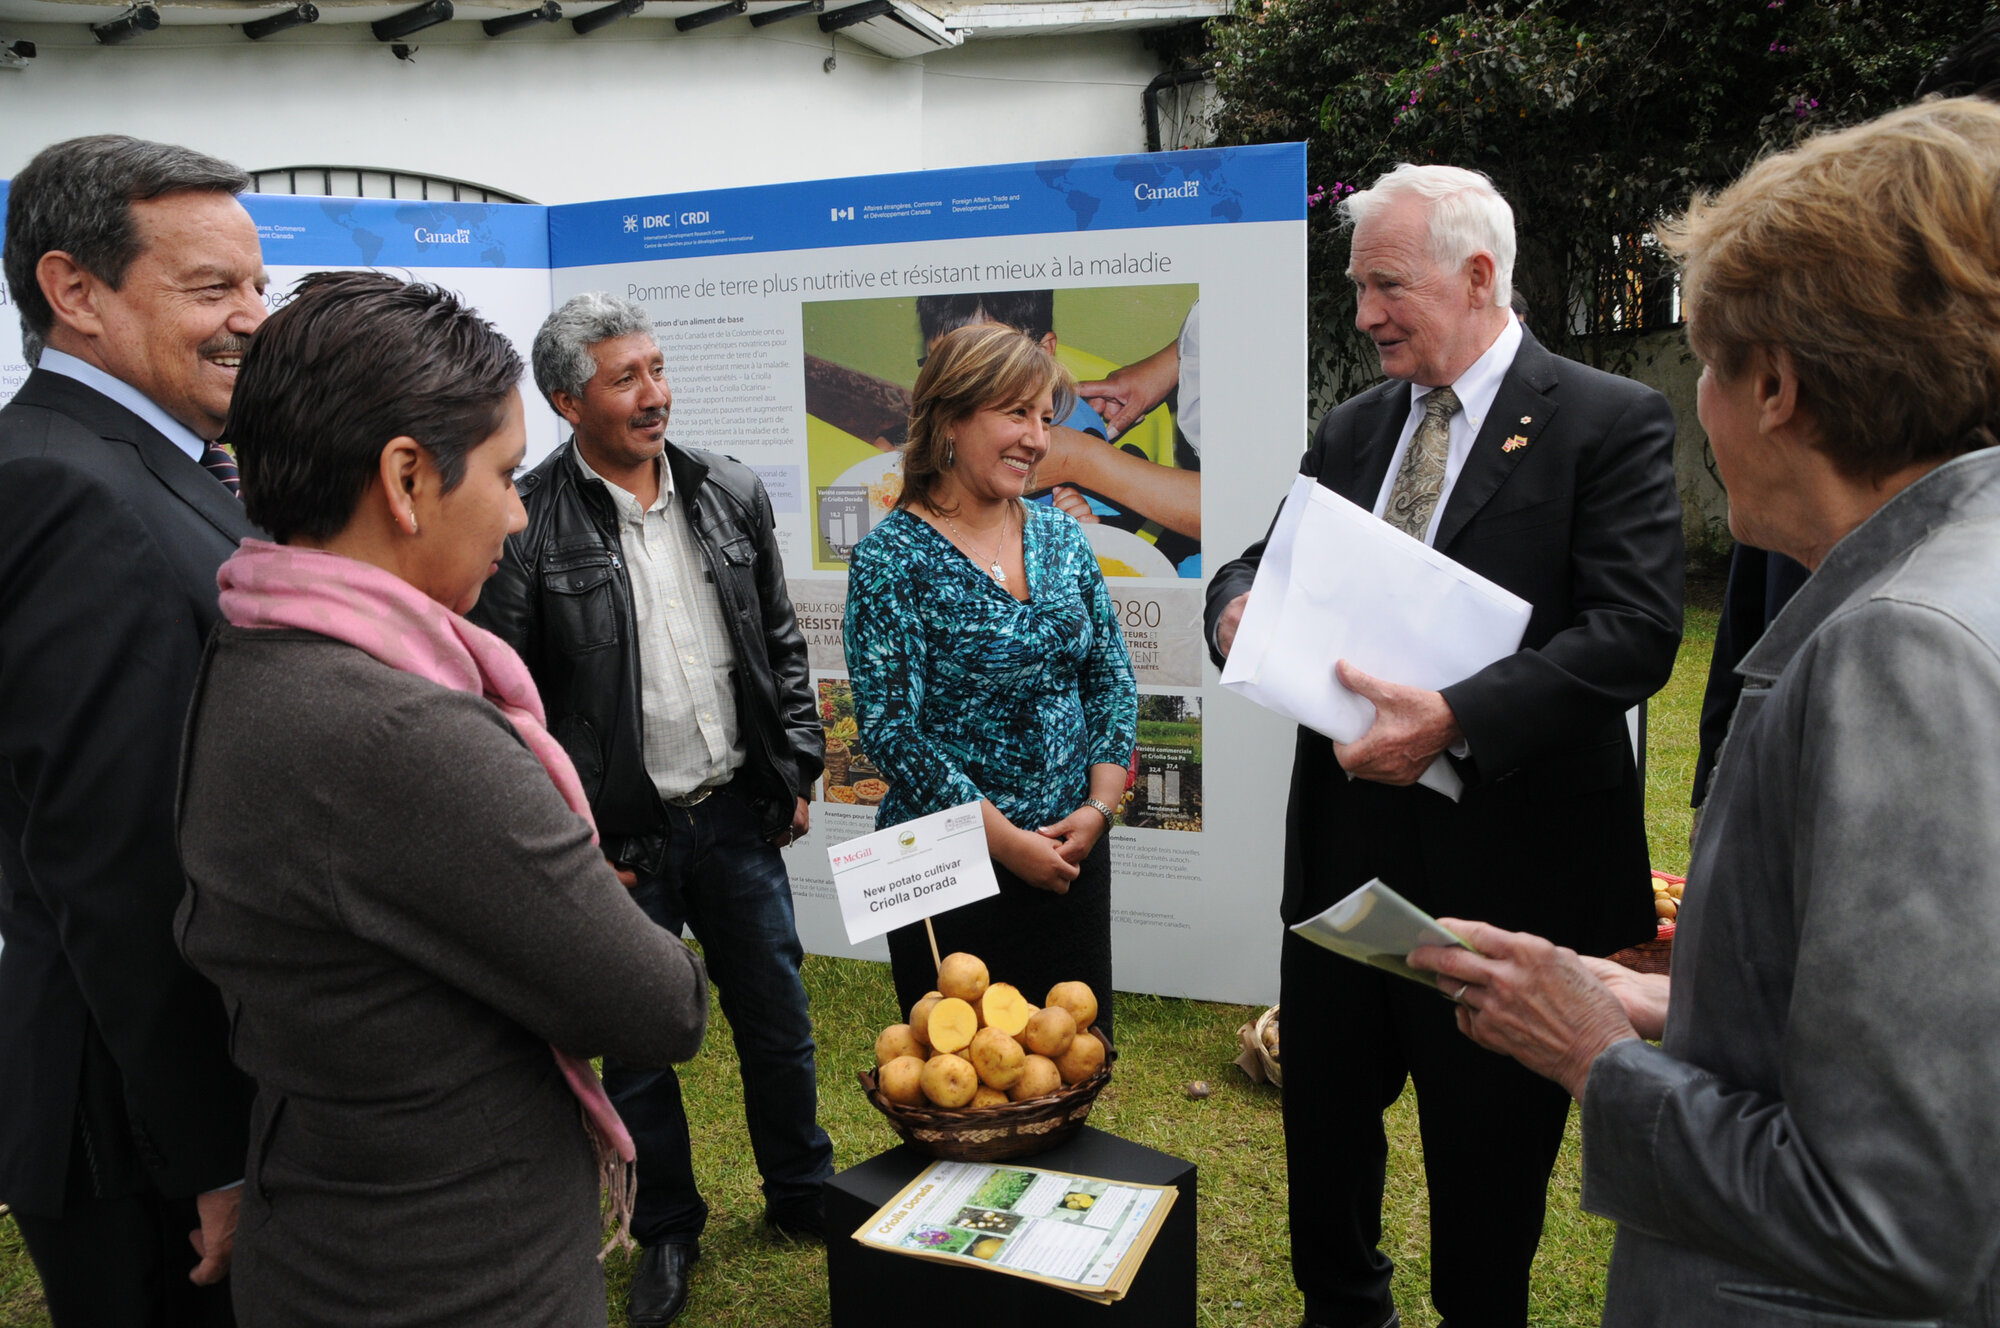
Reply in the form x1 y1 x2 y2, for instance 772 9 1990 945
908 995 943 1051
875 1024 926 1066
925 996 979 1055
1020 1005 1077 1059
920 1053 979 1108
1055 1031 1106 1084
1044 981 1098 1032
1010 1054 1062 1101
978 982 1033 1037
878 1055 926 1107
970 1085 1010 1109
937 952 990 1003
968 1026 1026 1090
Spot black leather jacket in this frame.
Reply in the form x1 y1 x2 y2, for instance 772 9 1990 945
471 439 822 870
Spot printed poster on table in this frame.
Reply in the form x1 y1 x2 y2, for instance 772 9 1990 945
854 1157 1175 1303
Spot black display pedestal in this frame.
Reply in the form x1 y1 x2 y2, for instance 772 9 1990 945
825 1126 1196 1326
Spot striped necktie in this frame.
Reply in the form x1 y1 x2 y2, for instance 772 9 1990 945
200 441 242 498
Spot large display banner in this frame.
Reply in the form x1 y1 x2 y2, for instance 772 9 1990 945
0 148 1308 1003
547 147 1307 1003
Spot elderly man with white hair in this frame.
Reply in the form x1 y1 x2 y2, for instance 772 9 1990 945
1205 165 1684 1328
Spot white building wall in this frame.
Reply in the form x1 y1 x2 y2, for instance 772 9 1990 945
0 23 1164 199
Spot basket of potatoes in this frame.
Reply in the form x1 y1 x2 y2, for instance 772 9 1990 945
859 952 1112 1163
1607 872 1683 975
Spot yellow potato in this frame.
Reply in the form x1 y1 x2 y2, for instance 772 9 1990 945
970 1085 1010 1109
920 1053 979 1108
878 1055 926 1107
926 996 979 1055
968 1026 1026 1090
1055 1031 1106 1085
908 995 942 1051
1656 897 1678 920
1020 1005 1077 1059
1044 981 1098 1032
875 1024 926 1066
1010 1054 1062 1101
978 982 1033 1037
937 952 990 1003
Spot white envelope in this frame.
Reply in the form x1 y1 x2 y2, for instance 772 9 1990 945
1220 475 1532 800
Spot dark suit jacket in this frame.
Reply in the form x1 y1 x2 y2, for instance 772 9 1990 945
0 368 256 1216
1205 327 1683 955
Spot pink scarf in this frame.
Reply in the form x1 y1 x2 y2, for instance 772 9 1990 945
217 538 639 1255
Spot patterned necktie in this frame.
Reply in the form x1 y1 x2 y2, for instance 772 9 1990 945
1383 385 1459 541
200 441 242 498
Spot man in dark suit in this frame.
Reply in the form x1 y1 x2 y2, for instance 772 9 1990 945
0 136 267 1326
1205 165 1682 1328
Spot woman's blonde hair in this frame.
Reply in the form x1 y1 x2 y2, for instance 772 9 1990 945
900 322 1075 515
1658 96 2000 480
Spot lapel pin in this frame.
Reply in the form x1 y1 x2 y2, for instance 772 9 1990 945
1519 415 1532 424
1503 434 1530 452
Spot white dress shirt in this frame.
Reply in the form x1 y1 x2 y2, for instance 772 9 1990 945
1368 313 1524 547
38 348 208 462
572 447 744 800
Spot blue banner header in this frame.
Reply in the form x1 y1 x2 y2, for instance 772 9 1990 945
245 194 550 270
548 143 1305 269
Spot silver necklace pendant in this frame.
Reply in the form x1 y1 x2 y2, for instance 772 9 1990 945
988 560 1006 584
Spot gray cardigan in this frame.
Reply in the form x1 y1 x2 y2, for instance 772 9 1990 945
176 626 709 1328
1583 447 2000 1326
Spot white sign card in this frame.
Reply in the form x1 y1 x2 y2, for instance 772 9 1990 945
828 801 1000 945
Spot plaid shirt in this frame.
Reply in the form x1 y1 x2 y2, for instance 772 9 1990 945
573 448 743 799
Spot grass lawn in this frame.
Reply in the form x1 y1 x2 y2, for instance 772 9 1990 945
0 586 1723 1328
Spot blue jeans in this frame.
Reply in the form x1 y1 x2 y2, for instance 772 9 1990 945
601 788 834 1246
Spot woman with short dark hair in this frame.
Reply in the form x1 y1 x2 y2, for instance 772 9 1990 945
176 270 707 1328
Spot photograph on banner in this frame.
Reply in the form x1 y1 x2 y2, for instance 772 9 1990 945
801 284 1201 581
815 675 891 812
1119 692 1203 832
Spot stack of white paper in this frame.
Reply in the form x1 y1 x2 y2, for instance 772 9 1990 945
1220 475 1532 800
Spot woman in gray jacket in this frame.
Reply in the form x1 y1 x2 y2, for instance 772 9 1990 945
176 271 708 1328
1410 98 2000 1325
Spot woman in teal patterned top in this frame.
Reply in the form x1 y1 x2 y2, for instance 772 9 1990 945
844 324 1138 1034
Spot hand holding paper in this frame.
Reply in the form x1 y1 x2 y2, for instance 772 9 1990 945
1329 661 1462 786
1220 476 1532 800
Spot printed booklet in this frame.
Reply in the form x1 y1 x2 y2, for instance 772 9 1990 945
853 1158 1176 1302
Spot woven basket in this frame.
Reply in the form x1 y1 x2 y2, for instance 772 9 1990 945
823 738 850 789
857 1029 1112 1162
1608 871 1684 974
1234 1004 1281 1087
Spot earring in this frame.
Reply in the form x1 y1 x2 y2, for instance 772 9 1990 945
943 436 955 468
408 510 420 536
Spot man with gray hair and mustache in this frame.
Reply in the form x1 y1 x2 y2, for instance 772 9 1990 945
473 292 830 1328
0 135 266 1324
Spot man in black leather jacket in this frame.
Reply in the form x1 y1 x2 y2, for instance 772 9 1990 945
472 292 831 1328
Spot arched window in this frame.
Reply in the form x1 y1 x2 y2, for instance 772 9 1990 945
248 166 532 205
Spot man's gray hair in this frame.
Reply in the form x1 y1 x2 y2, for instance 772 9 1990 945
1341 163 1517 308
533 292 655 405
3 135 249 361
